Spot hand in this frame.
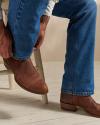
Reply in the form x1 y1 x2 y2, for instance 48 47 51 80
35 23 46 49
35 15 50 49
0 21 12 59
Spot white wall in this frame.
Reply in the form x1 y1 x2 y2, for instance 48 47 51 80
95 0 100 61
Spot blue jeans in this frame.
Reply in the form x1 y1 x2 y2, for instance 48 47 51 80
8 0 49 59
8 0 97 96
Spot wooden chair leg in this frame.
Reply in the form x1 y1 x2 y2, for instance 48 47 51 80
33 49 48 104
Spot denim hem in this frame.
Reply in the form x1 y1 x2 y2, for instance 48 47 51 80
13 54 31 60
61 89 94 96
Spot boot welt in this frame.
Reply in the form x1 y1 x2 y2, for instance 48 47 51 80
61 102 100 118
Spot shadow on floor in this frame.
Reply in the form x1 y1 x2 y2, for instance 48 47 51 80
0 91 90 117
0 111 12 120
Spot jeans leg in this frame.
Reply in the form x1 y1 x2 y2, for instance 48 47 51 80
8 0 48 59
53 0 97 96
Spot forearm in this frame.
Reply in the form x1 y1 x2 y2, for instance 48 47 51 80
35 0 59 48
40 0 57 29
35 15 50 48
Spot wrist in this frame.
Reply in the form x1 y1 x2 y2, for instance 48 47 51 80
40 15 50 30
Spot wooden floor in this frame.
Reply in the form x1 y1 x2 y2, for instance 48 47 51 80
0 62 100 125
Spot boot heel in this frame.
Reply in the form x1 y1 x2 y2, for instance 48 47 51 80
61 102 78 112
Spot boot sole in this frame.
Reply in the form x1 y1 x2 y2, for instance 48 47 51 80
61 102 100 118
61 102 78 112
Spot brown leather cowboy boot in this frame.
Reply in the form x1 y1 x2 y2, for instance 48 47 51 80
3 57 48 94
60 93 100 117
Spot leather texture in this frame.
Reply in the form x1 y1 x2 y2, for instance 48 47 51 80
60 93 100 117
3 57 48 94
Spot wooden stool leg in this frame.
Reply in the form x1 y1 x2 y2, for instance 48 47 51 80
0 69 13 89
33 49 48 104
8 74 13 90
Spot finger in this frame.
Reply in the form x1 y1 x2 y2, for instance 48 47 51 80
4 35 12 57
36 43 42 49
0 41 12 58
0 47 5 58
5 48 12 58
1 50 9 59
0 52 7 59
0 51 4 58
35 39 42 48
35 37 44 49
